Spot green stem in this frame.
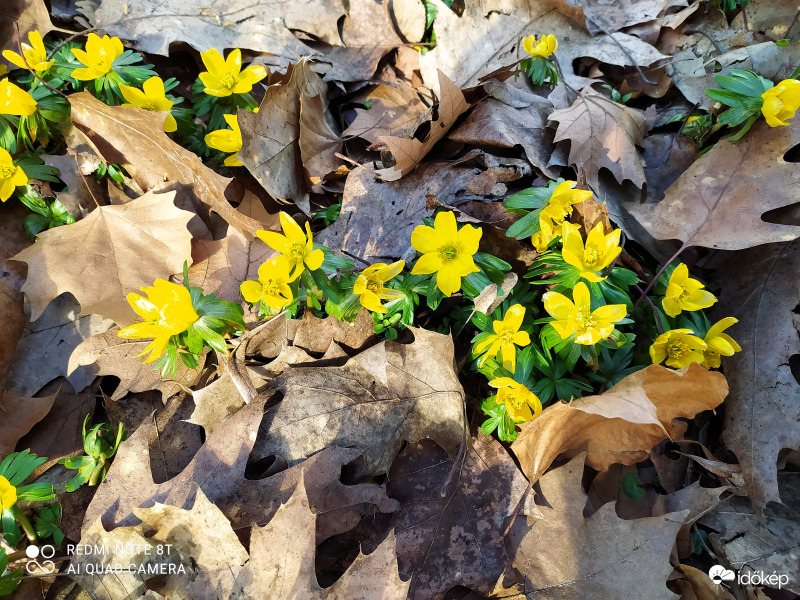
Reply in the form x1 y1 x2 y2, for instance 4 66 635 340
12 507 37 543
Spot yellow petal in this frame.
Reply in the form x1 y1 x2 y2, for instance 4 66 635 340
436 262 460 296
411 252 443 275
503 304 526 332
240 280 264 303
411 224 438 254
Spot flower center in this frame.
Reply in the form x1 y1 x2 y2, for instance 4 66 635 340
0 165 15 179
506 392 524 410
677 287 691 303
220 72 238 90
583 248 599 267
667 341 687 359
574 308 596 331
499 331 514 345
439 246 458 262
366 280 381 293
288 241 305 261
141 100 158 111
263 279 281 297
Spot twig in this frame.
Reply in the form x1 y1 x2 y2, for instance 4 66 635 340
738 0 749 31
14 23 67 98
632 243 688 311
341 250 371 267
587 19 659 85
634 284 665 334
684 29 724 56
334 152 370 172
552 55 580 102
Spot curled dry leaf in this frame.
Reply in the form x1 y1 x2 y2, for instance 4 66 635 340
549 88 647 191
716 239 800 518
68 92 263 237
374 70 470 181
511 363 728 485
343 84 427 145
505 453 689 600
11 189 194 326
628 120 800 251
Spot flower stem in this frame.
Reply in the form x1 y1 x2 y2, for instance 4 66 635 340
634 284 665 334
12 507 37 543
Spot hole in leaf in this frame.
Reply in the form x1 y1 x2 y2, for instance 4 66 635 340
784 143 800 163
789 355 800 386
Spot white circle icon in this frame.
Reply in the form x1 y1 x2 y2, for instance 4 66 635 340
26 545 39 559
709 564 735 584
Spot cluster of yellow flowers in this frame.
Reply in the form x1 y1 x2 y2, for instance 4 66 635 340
531 181 592 252
650 264 740 369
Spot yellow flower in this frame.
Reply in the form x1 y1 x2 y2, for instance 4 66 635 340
0 475 17 511
0 147 28 202
240 257 297 310
198 48 267 97
523 34 558 58
530 206 561 253
204 113 243 167
411 210 482 297
530 181 592 253
761 79 800 127
353 260 405 313
473 304 531 372
3 31 53 72
256 212 324 279
71 33 124 81
662 263 716 317
701 317 741 369
118 279 199 363
119 77 177 133
489 378 542 423
543 281 627 345
650 329 706 369
561 222 621 282
0 65 6 77
0 78 37 116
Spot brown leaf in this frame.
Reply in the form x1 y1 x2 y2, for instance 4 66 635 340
0 0 57 55
11 189 194 325
0 389 57 456
239 61 327 215
678 565 736 600
68 92 263 237
7 294 114 397
43 152 102 220
292 309 376 354
554 0 681 35
700 473 800 595
299 93 343 192
628 120 800 251
715 239 800 518
511 364 728 485
549 88 647 190
375 70 470 180
505 453 689 599
343 84 427 145
449 97 557 178
249 328 465 478
67 326 204 401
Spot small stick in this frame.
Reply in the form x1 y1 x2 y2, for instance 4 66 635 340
634 283 665 334
588 19 659 85
342 249 370 266
738 0 749 31
684 29 724 56
632 242 688 311
334 152 370 172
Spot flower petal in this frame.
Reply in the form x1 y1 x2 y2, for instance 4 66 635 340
411 224 438 254
411 252 443 275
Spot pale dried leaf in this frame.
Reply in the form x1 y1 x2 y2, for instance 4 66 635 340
0 390 57 456
343 85 426 145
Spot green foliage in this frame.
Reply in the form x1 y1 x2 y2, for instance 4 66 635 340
60 415 127 491
0 548 22 595
34 502 65 546
620 472 645 501
17 186 74 238
600 84 632 104
313 201 341 226
705 69 773 140
519 56 559 87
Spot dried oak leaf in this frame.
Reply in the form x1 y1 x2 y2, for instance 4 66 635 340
67 327 204 401
511 363 728 485
627 120 800 251
0 0 57 55
11 189 193 325
419 0 666 90
81 388 399 541
505 453 689 599
700 473 800 594
68 92 263 237
91 0 343 61
0 390 57 456
553 0 682 35
375 70 470 181
715 239 800 518
343 84 427 145
549 88 647 191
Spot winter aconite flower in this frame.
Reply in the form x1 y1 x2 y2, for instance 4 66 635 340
650 329 706 369
353 261 405 313
701 317 742 369
662 263 716 317
543 282 627 345
117 279 199 363
3 30 53 72
0 475 17 511
561 222 621 282
204 114 243 166
257 212 324 279
0 148 28 202
199 48 267 97
411 210 482 296
489 378 542 423
523 34 558 58
473 304 531 372
119 77 177 132
530 181 592 253
0 78 37 116
761 79 800 127
240 257 297 310
71 33 124 81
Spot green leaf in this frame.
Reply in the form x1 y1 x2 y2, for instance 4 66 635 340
506 208 543 239
621 472 645 501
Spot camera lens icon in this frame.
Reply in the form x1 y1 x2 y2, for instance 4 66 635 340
25 544 56 574
708 564 735 584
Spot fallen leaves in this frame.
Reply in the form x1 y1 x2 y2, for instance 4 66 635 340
11 189 194 325
511 364 728 485
628 119 800 250
549 88 647 190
